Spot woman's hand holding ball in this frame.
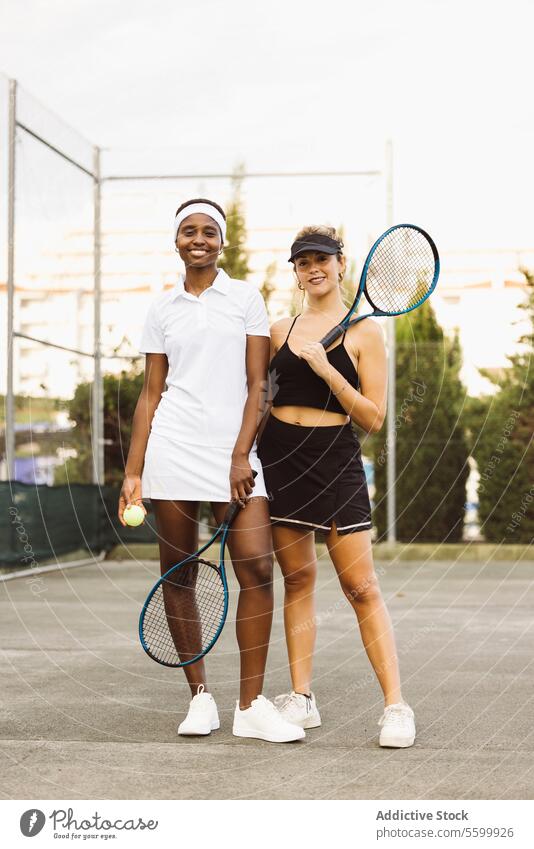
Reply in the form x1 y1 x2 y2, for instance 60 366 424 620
118 475 147 527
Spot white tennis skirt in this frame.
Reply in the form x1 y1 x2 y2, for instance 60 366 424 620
141 430 268 502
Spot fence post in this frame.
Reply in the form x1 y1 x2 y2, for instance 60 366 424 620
6 79 17 482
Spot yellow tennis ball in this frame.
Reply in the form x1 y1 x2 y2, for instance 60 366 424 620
123 504 145 527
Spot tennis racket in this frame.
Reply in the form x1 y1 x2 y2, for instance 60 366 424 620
321 224 440 348
139 481 254 668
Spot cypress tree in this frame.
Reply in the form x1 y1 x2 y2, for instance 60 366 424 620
373 300 470 542
218 164 251 281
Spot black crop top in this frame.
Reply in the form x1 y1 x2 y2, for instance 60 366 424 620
270 315 360 415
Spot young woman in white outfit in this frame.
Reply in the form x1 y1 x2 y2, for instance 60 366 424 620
119 199 303 743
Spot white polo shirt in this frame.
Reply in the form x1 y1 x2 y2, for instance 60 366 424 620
139 269 270 448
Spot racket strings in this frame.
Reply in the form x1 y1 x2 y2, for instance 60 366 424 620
365 228 436 314
141 557 226 666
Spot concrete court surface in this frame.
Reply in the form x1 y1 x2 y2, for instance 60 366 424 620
1 554 533 800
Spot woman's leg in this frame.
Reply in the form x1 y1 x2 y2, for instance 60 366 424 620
212 497 274 709
325 526 402 706
151 499 208 697
272 525 317 696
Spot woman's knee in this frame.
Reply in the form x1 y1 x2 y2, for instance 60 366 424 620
282 559 317 595
339 571 381 606
235 553 274 589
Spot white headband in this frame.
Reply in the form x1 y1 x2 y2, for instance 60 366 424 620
173 203 227 243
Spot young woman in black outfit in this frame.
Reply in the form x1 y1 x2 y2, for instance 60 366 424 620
258 225 416 747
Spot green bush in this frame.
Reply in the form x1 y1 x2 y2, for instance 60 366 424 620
54 368 144 486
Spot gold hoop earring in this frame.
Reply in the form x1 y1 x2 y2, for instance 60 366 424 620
297 282 304 291
338 272 344 283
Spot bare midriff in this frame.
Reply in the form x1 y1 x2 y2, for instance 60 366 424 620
271 406 350 427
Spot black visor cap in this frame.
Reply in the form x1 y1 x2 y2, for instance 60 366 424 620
288 233 342 263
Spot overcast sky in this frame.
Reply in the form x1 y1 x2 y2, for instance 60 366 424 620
1 0 533 250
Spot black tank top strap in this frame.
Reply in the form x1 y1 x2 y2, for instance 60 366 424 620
284 314 300 342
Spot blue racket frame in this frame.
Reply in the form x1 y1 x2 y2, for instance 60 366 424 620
138 505 237 668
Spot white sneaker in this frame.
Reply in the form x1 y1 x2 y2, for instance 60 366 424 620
378 702 416 748
233 695 305 742
274 691 322 729
178 685 220 736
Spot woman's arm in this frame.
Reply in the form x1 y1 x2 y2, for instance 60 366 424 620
230 335 270 503
118 353 169 525
125 353 168 474
299 320 387 433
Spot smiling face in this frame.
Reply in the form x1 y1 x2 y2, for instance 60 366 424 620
294 250 346 296
176 213 222 268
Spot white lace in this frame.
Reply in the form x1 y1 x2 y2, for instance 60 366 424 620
274 692 292 709
188 684 212 712
275 692 311 713
379 703 414 728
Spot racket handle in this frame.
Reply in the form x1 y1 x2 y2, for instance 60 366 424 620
223 471 258 526
320 324 345 349
224 500 242 526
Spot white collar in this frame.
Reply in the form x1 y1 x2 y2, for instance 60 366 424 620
171 268 231 301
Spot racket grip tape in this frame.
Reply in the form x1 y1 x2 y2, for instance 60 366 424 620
320 324 345 349
224 500 241 526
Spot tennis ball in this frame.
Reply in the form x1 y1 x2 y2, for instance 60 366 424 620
123 504 145 527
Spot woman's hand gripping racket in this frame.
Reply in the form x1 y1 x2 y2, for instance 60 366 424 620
139 476 256 668
321 224 440 348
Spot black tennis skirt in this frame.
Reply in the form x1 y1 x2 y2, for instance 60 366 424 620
257 414 372 535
